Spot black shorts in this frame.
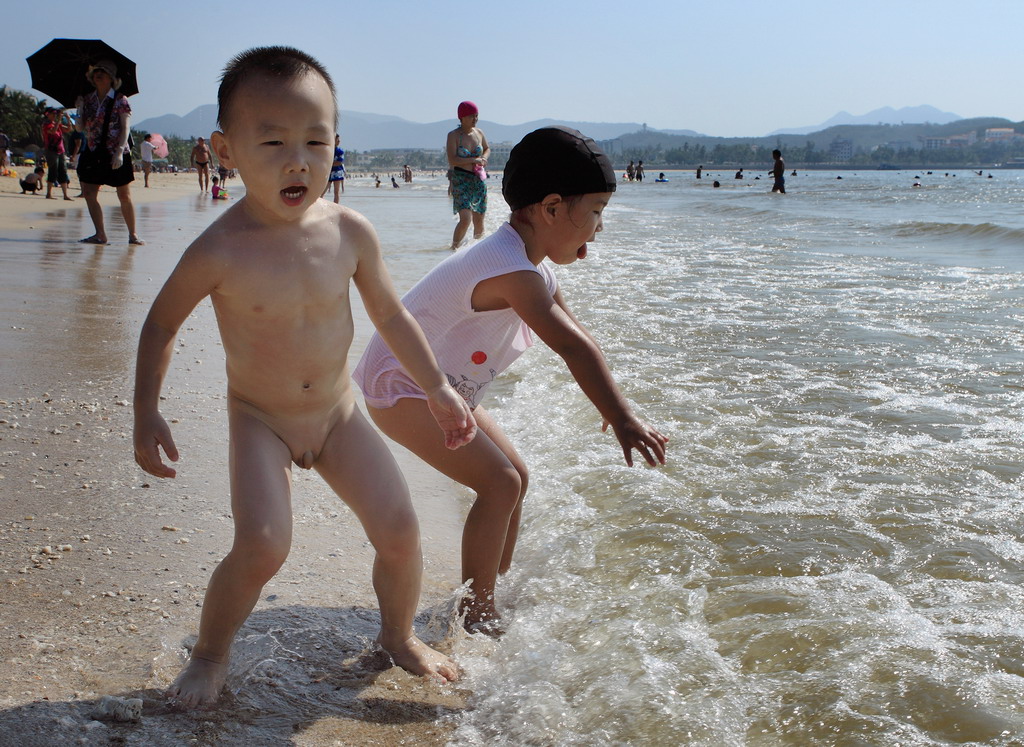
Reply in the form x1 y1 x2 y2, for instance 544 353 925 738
77 147 134 188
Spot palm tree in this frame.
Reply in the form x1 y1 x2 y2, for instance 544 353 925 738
0 86 49 146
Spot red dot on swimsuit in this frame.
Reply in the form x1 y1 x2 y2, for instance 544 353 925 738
471 351 487 364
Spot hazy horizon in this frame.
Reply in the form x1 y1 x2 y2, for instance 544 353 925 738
5 0 1023 138
135 102 990 140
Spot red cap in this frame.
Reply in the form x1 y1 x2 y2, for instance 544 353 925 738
457 101 479 119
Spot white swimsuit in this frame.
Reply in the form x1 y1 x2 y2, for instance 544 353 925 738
354 222 557 409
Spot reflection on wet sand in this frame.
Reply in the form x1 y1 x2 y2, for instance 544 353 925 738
0 189 469 745
4 216 137 391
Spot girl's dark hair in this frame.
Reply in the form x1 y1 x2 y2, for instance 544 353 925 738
218 46 338 130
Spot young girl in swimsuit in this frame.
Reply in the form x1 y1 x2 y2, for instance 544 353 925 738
355 127 668 631
446 100 490 249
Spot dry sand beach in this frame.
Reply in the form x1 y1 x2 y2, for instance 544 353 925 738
0 169 475 745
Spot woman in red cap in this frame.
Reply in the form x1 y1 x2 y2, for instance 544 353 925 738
446 100 490 249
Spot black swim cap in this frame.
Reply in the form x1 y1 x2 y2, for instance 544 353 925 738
502 126 616 211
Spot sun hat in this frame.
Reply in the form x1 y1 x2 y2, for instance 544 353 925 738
457 101 478 119
86 60 121 90
501 126 617 211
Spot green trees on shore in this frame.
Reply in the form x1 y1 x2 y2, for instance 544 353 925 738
0 86 49 147
0 85 187 167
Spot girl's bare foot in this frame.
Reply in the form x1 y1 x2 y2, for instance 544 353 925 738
378 635 459 683
166 655 229 709
461 595 502 636
465 618 505 637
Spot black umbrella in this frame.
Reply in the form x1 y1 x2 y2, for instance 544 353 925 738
26 38 138 109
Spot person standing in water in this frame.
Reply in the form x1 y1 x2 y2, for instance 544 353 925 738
771 149 786 194
446 100 490 249
323 133 345 203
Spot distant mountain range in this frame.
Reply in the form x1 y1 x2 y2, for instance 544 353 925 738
135 104 970 151
768 105 963 135
134 105 658 151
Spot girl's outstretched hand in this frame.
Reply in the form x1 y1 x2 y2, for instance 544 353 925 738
427 385 478 449
602 416 668 467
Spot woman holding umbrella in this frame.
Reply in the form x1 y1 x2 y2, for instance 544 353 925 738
75 60 143 245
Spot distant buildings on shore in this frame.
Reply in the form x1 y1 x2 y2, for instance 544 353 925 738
922 128 1024 150
351 128 1021 170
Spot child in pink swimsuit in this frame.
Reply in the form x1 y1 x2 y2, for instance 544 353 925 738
355 127 668 632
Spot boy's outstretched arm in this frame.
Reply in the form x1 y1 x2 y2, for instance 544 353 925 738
352 218 476 449
133 244 221 477
496 271 668 467
134 316 180 478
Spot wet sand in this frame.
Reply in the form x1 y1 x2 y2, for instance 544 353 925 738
0 170 473 744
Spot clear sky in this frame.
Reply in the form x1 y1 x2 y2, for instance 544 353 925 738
6 0 1023 137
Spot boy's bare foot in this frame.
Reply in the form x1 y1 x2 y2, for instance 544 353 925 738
166 655 229 709
378 635 459 683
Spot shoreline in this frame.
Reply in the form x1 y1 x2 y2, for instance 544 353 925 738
0 166 204 232
0 176 473 744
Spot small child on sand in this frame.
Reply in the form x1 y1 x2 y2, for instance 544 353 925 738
354 127 668 631
133 46 475 708
20 166 45 194
210 176 228 199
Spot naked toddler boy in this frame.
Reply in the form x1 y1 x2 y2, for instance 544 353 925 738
132 47 475 708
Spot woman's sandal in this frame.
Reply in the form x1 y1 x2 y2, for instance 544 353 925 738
78 236 107 245
128 236 146 245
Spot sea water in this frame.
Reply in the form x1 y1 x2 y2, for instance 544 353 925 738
441 169 1024 746
9 169 1021 745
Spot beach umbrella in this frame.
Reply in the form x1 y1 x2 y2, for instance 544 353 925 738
26 38 138 109
150 133 169 159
